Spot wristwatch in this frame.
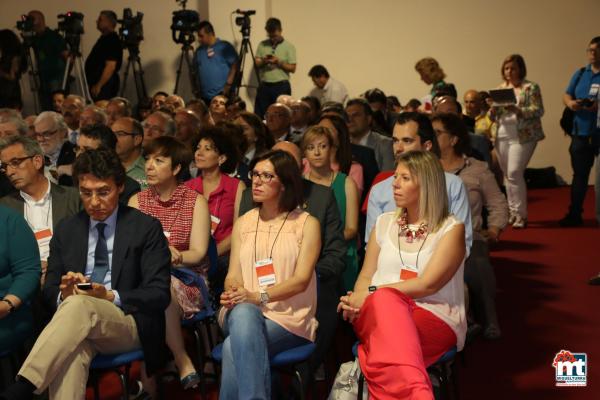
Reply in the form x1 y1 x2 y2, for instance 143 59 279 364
1 298 15 314
259 288 270 306
368 285 377 294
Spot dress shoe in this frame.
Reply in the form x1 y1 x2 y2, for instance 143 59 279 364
588 274 600 285
180 372 200 390
512 216 527 229
559 214 583 227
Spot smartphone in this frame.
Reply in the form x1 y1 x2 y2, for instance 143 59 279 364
76 282 93 290
579 98 594 107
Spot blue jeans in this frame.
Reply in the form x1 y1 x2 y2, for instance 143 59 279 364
568 135 599 217
219 303 309 400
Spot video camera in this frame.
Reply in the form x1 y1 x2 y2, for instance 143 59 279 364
16 14 35 46
118 8 144 49
171 0 200 46
57 11 85 52
234 9 255 38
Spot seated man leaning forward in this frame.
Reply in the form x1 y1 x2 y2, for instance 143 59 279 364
0 148 171 400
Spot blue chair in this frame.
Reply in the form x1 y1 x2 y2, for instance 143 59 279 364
352 343 459 400
89 349 144 400
211 341 316 400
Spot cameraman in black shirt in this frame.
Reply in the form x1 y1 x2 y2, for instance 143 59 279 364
85 10 122 101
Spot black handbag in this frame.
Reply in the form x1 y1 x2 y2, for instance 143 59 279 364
560 67 586 135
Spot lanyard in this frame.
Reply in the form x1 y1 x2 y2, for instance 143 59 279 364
253 210 290 264
397 229 429 270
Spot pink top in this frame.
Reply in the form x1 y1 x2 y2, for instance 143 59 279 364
302 159 364 196
223 207 318 341
185 174 241 244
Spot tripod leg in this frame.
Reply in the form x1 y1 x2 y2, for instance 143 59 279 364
120 59 131 97
184 48 200 98
62 57 72 91
247 41 261 87
77 57 92 103
174 51 186 95
135 58 148 99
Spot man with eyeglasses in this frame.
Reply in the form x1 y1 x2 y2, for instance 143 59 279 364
0 135 80 286
0 148 171 400
111 117 146 188
61 95 85 145
142 111 176 149
33 112 76 186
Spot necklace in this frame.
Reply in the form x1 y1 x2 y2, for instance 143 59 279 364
397 209 428 243
307 170 335 187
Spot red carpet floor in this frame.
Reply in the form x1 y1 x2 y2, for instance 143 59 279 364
88 186 600 400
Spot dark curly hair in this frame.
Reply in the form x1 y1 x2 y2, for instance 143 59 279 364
197 124 240 174
73 147 126 187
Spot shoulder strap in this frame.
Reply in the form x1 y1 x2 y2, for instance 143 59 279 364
573 67 586 96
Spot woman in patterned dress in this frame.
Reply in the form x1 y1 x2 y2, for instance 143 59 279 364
129 136 211 390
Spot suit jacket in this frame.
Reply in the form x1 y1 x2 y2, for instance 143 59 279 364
120 176 141 204
43 206 171 374
350 143 380 202
56 141 76 186
365 131 395 171
239 180 346 286
0 183 81 229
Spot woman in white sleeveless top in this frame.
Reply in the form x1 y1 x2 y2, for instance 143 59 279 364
338 150 467 399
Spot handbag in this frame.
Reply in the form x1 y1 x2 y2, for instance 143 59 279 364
560 67 586 135
328 358 369 400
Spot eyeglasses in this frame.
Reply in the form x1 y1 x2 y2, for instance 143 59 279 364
35 129 59 139
113 130 139 137
0 156 35 173
248 170 277 183
79 188 115 201
587 48 599 54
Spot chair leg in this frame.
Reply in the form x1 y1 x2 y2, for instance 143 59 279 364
119 364 131 400
294 369 305 400
357 373 364 400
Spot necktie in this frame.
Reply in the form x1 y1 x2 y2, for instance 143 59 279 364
91 223 109 284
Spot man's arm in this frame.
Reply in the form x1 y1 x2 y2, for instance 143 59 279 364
365 183 385 242
377 137 396 171
90 60 117 97
447 174 473 256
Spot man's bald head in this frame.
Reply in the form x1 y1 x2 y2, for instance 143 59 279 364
28 10 46 34
463 90 482 118
272 141 301 168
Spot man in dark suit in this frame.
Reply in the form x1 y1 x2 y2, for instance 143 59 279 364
0 148 171 400
239 141 347 384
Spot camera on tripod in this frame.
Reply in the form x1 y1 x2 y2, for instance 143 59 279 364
16 14 35 46
57 11 85 52
118 8 144 49
171 0 200 46
235 9 255 38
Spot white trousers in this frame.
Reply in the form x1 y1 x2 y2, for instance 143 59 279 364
495 139 537 219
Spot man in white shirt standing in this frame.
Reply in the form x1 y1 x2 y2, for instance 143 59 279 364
308 65 348 105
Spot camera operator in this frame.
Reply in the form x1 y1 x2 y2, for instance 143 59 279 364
27 11 68 111
195 21 238 105
85 11 123 101
254 17 296 118
0 30 26 110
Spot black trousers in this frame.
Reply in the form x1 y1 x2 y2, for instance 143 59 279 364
567 135 599 216
254 80 291 119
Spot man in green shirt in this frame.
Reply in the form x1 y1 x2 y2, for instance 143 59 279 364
254 18 296 118
28 11 68 111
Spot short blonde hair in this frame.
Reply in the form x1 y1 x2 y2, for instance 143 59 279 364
394 150 448 232
415 57 446 83
300 125 334 152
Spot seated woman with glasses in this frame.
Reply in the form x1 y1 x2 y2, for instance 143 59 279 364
433 113 508 339
218 150 321 399
301 125 359 292
128 136 211 391
338 151 466 399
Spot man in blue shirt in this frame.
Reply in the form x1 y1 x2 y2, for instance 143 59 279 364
365 112 473 255
194 21 238 105
561 36 600 227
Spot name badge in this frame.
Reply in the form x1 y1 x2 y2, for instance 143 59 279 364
589 84 600 97
207 47 215 58
35 228 52 261
400 265 418 281
164 231 171 239
255 258 276 287
210 215 221 236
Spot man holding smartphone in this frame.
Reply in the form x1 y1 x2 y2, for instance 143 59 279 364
254 17 297 118
1 148 171 400
561 36 600 228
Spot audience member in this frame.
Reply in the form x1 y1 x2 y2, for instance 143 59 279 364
129 136 210 392
77 124 141 203
209 95 228 124
27 11 68 111
33 112 75 185
404 98 422 113
143 111 176 148
186 99 211 127
23 115 37 139
175 109 201 150
365 112 472 254
364 88 398 135
111 117 146 188
346 98 395 171
0 206 40 354
165 95 186 113
215 121 251 186
300 95 321 125
432 112 508 339
85 10 123 100
94 99 109 109
464 89 493 139
289 100 311 141
254 18 297 118
234 111 274 164
302 126 359 291
106 97 132 126
61 95 85 145
561 36 600 227
136 96 153 121
308 64 349 105
1 148 171 400
488 54 544 229
79 105 108 129
0 135 80 284
415 57 458 104
151 91 169 111
219 150 320 399
225 96 246 120
339 150 466 399
0 114 27 137
387 95 402 114
195 21 238 103
50 90 65 113
265 103 293 143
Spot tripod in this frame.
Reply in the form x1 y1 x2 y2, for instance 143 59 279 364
120 46 148 102
62 48 92 103
173 43 200 97
231 31 261 98
22 45 41 114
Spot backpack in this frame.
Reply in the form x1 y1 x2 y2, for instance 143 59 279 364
560 67 586 135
